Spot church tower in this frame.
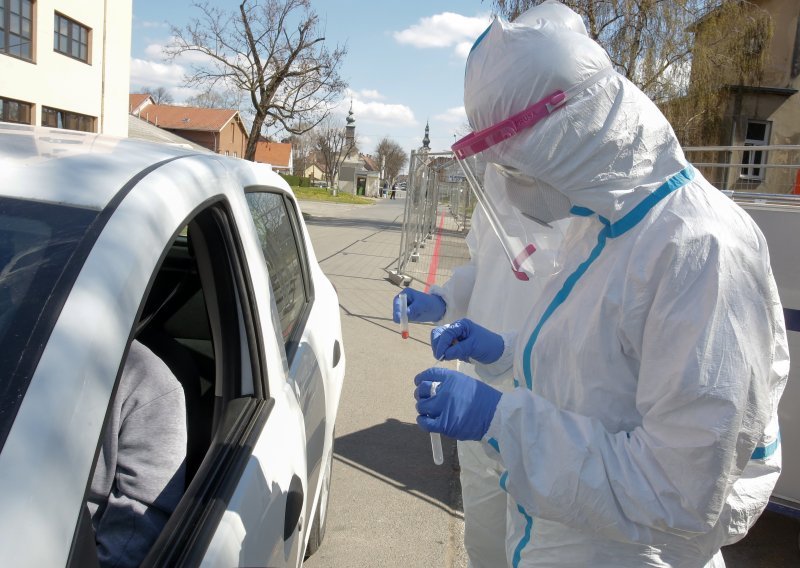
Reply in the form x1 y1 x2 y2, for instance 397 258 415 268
345 101 356 152
421 120 430 151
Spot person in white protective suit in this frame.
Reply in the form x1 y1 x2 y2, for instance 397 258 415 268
412 2 789 567
393 164 566 567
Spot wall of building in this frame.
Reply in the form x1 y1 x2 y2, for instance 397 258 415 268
217 120 247 157
731 1 800 193
0 0 132 137
167 121 247 157
757 0 799 87
338 164 357 195
303 164 325 180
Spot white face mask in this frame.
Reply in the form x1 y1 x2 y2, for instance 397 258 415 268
493 164 572 228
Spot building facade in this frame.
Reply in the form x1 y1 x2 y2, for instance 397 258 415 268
131 97 248 157
254 140 293 173
0 0 132 137
689 0 800 193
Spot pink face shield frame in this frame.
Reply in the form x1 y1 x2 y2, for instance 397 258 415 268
452 66 614 160
452 91 567 160
449 67 614 280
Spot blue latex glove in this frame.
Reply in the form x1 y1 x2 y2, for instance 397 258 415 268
431 318 504 364
414 367 502 441
392 288 446 323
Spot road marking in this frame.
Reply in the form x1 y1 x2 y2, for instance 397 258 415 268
424 211 446 293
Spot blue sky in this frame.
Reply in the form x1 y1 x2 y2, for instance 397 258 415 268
131 0 493 159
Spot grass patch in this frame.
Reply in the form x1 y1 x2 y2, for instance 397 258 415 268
292 186 373 205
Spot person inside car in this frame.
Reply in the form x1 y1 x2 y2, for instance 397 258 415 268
87 340 187 568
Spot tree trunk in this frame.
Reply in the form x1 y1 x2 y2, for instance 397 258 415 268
245 112 267 161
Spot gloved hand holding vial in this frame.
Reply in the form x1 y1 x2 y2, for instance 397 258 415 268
397 289 443 465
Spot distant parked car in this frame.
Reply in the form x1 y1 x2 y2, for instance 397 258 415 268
311 180 329 188
0 124 345 567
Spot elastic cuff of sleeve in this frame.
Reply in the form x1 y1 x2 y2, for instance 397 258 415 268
475 331 516 379
484 390 515 445
482 435 502 462
428 285 451 323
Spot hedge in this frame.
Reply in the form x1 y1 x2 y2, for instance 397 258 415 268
279 174 312 187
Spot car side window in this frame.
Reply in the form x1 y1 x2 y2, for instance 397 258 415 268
246 191 310 348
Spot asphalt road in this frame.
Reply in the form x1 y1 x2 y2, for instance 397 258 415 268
300 195 468 568
298 195 800 568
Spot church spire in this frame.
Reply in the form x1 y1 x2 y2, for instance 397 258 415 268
345 100 355 147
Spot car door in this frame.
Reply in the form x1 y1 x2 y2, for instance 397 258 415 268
243 189 327 515
45 157 310 568
133 161 310 567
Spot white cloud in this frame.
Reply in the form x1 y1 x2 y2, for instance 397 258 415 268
353 99 416 126
129 58 192 97
358 135 375 150
393 12 491 56
434 106 467 124
138 20 168 29
144 40 215 65
144 43 164 58
356 89 384 101
454 41 474 59
335 89 417 127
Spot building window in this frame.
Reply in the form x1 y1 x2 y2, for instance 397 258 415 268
740 120 770 181
0 96 32 124
54 13 89 63
41 106 95 132
0 0 34 61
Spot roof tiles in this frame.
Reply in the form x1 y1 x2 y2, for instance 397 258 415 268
136 104 239 132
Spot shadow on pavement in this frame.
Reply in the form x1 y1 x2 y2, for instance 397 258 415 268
334 418 463 518
303 215 403 233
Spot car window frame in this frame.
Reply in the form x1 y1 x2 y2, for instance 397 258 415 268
69 198 275 567
144 200 274 565
244 187 315 364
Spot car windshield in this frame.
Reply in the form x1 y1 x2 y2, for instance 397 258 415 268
0 196 97 448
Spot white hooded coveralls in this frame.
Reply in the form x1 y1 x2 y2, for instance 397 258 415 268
431 165 563 567
465 3 789 567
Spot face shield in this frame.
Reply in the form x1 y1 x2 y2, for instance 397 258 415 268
452 66 612 279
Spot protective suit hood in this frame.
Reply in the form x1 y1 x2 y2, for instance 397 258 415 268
465 1 687 222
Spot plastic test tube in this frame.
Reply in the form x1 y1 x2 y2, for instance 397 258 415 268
429 382 444 466
399 291 409 339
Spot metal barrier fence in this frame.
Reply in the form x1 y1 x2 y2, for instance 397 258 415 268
389 151 473 288
389 145 800 288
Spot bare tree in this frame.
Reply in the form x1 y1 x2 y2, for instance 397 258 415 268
283 123 316 176
375 137 408 183
141 86 174 105
668 2 772 145
486 1 772 145
185 87 243 109
313 117 355 186
165 0 348 161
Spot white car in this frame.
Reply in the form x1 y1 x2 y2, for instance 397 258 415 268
0 124 345 567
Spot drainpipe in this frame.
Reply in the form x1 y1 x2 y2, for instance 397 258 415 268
100 0 108 133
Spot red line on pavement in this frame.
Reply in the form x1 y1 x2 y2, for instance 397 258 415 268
424 211 446 293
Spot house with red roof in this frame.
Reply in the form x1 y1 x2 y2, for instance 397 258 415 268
129 94 153 116
129 94 248 157
254 140 293 174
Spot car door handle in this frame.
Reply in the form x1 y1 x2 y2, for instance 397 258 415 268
332 340 341 368
284 474 304 541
